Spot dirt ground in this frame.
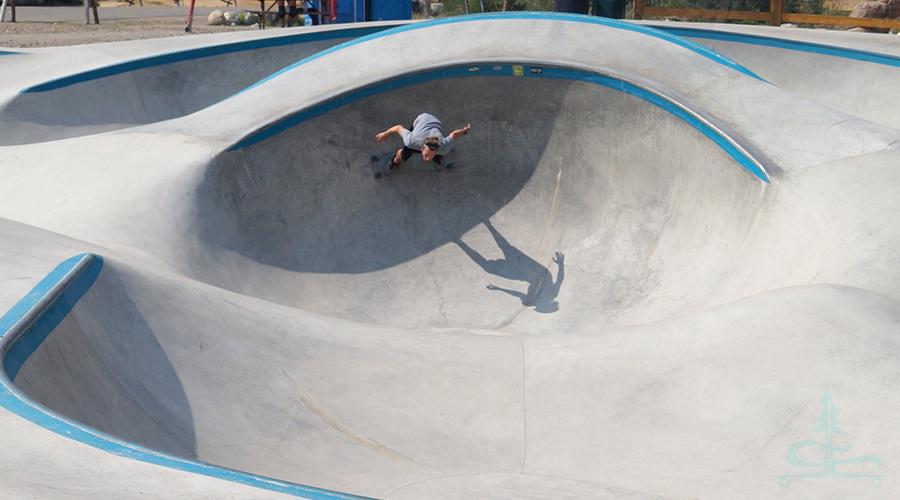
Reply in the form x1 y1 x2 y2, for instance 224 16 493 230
0 1 271 48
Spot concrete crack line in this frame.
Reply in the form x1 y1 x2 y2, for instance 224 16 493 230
280 369 428 471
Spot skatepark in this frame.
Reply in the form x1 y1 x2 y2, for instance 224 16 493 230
1 12 899 499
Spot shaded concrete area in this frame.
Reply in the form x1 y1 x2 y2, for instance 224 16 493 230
0 14 899 500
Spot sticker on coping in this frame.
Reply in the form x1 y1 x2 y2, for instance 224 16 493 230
493 66 503 72
775 386 884 488
513 65 524 77
468 67 479 72
530 67 543 75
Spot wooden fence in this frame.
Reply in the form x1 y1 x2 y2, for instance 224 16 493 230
633 0 900 30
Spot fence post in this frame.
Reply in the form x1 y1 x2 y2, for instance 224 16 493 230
770 0 784 25
633 0 645 19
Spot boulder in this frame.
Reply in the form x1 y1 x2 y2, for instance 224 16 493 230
223 11 241 25
207 9 224 25
850 0 900 32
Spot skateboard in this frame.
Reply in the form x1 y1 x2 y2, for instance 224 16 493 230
370 151 454 179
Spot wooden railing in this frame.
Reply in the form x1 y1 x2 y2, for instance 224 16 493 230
633 0 900 30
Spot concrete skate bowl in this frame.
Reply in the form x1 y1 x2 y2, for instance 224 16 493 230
0 23 398 146
2 13 900 500
193 69 772 331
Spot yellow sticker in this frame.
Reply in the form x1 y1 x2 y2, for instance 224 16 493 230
468 67 480 72
513 65 524 77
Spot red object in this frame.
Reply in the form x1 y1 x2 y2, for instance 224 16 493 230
185 0 196 32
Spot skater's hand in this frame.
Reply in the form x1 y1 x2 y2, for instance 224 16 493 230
486 284 497 290
450 124 472 140
376 125 404 142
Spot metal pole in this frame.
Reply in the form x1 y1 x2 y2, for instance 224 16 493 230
84 0 90 24
0 0 8 23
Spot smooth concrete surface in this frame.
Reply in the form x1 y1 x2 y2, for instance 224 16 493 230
1 13 899 500
642 21 900 129
0 20 403 145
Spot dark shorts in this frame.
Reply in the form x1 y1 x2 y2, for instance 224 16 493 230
400 146 443 164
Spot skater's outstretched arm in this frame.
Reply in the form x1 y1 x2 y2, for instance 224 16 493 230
376 125 406 142
449 124 472 140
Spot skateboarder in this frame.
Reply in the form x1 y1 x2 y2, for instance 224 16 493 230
375 113 471 174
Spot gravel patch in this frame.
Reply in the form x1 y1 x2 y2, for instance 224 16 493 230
1 18 257 47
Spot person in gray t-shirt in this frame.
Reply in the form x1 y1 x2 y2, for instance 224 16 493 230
375 113 472 173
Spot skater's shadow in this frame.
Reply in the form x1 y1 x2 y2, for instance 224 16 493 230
453 220 564 314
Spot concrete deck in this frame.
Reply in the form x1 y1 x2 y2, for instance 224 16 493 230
0 13 898 500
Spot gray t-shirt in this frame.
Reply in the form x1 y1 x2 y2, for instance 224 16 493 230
400 113 454 154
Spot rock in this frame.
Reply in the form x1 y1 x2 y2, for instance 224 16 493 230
242 12 259 25
849 0 900 32
851 0 889 18
207 10 224 26
223 11 241 26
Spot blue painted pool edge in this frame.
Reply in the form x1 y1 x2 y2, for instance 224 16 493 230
19 25 394 94
651 25 900 68
230 62 771 183
19 14 762 96
0 253 102 380
0 254 374 500
243 12 761 95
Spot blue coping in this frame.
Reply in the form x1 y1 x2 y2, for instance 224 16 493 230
230 62 770 183
246 12 761 93
1 254 103 380
18 25 394 94
0 254 374 499
20 14 759 95
652 25 900 68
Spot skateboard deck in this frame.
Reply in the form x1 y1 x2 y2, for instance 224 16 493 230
370 151 454 179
